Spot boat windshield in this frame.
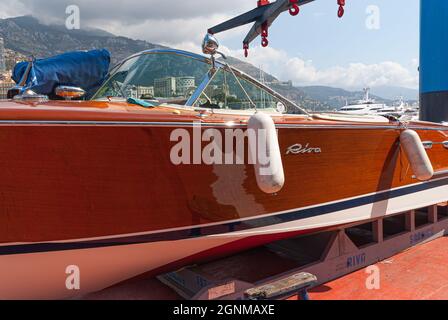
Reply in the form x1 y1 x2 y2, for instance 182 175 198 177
92 52 210 105
92 51 307 115
194 67 287 112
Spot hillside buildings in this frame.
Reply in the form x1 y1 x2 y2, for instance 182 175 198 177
154 76 196 97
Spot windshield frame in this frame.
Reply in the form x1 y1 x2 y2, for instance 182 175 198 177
91 49 308 115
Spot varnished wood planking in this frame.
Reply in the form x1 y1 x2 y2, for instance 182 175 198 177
0 100 448 243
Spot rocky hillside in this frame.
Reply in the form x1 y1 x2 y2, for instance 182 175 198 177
0 16 163 66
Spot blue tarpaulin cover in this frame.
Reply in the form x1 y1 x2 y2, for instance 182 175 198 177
12 49 111 97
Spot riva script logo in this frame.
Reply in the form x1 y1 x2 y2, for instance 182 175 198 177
286 143 322 155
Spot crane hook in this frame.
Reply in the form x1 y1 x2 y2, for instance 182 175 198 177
261 37 269 47
261 22 269 47
289 0 300 16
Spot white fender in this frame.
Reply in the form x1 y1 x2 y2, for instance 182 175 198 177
248 113 285 194
400 129 434 181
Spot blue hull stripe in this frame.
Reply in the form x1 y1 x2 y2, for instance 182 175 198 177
1 176 448 255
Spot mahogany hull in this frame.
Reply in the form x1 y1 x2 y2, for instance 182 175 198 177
0 101 448 298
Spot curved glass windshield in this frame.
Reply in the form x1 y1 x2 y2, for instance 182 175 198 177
92 51 307 115
92 53 210 104
195 68 286 111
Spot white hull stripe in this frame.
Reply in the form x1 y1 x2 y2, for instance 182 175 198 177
1 175 448 256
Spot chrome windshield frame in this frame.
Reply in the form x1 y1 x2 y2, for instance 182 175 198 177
185 67 221 106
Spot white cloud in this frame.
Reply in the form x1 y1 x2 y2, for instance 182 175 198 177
3 0 252 22
0 0 253 47
0 0 28 18
223 46 418 89
95 14 249 46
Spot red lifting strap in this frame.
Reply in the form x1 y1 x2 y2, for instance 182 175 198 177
243 43 249 58
337 0 346 18
261 22 269 38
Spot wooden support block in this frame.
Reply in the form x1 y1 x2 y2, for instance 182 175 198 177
244 272 317 300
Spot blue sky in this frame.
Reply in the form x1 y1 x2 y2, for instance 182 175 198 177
0 0 420 89
218 0 419 89
226 0 419 69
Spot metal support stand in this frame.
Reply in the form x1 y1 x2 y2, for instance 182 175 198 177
158 204 448 300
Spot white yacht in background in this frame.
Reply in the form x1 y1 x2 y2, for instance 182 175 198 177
376 96 406 117
400 103 420 121
339 88 387 115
